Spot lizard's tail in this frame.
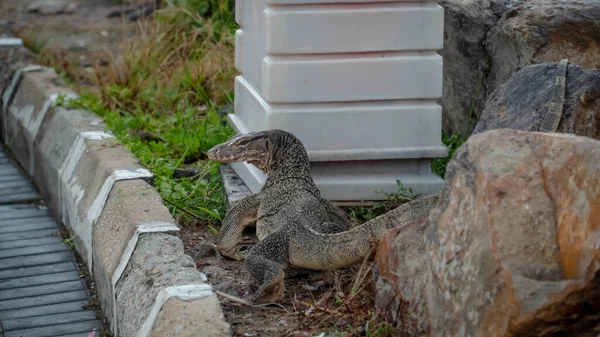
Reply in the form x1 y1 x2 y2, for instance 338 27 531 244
289 194 439 270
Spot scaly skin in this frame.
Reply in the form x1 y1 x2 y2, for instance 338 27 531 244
209 130 351 262
207 130 439 303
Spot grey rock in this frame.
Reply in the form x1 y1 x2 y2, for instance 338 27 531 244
27 0 78 15
474 62 600 140
486 1 600 98
440 0 600 135
439 0 518 134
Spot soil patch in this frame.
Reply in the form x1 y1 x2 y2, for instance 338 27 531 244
178 222 386 337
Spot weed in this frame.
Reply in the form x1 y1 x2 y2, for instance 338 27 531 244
431 131 467 178
285 249 399 337
19 29 48 54
348 180 418 222
63 234 79 248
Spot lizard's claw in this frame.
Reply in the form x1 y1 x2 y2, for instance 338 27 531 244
247 294 259 309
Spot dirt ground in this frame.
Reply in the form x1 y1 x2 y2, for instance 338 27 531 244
0 2 387 336
178 223 380 337
0 0 150 91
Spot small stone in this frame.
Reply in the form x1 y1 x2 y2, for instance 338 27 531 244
173 167 202 180
213 280 236 295
191 242 217 260
27 0 77 15
127 5 154 21
201 265 229 279
301 281 324 292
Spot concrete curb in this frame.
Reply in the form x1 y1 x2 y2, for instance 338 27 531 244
0 36 232 336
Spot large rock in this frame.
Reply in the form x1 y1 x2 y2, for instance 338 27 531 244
375 129 600 336
439 0 513 133
473 62 600 139
440 0 600 134
374 219 430 336
486 0 600 96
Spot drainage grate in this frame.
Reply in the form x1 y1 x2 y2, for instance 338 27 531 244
0 149 102 337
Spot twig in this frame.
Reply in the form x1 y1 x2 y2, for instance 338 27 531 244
253 302 290 313
296 300 351 319
215 290 251 306
215 291 289 313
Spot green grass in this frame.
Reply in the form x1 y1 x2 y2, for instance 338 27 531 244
324 311 400 337
62 93 233 226
49 0 238 227
431 131 467 178
348 180 418 222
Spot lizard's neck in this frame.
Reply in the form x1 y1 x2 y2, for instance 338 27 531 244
263 145 318 193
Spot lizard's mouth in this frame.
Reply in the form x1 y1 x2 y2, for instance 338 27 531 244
248 160 268 172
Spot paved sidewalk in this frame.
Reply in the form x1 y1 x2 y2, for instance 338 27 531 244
0 148 101 337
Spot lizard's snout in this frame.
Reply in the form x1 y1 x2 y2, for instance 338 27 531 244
206 145 220 161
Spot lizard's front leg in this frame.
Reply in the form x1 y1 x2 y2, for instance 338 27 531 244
218 193 260 260
245 231 289 304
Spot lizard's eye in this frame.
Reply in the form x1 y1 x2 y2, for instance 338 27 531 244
237 138 250 145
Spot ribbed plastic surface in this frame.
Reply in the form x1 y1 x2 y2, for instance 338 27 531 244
0 149 101 337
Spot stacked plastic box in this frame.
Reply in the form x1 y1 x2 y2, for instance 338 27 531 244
230 0 447 200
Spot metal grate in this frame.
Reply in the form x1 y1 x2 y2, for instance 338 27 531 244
0 149 102 337
0 152 39 205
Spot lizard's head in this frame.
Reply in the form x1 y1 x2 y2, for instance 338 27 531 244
207 130 273 172
207 129 307 173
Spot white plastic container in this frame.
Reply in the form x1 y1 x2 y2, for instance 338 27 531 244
230 0 447 201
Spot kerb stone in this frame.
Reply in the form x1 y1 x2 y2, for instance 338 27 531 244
60 135 149 270
93 179 177 333
4 70 77 175
33 106 105 221
149 296 231 337
115 233 232 336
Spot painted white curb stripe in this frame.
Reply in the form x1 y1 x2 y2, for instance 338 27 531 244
1 65 49 143
87 168 154 226
0 64 69 175
137 284 214 337
58 131 115 230
110 222 181 335
81 167 154 270
0 38 23 46
56 129 154 272
21 92 79 175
